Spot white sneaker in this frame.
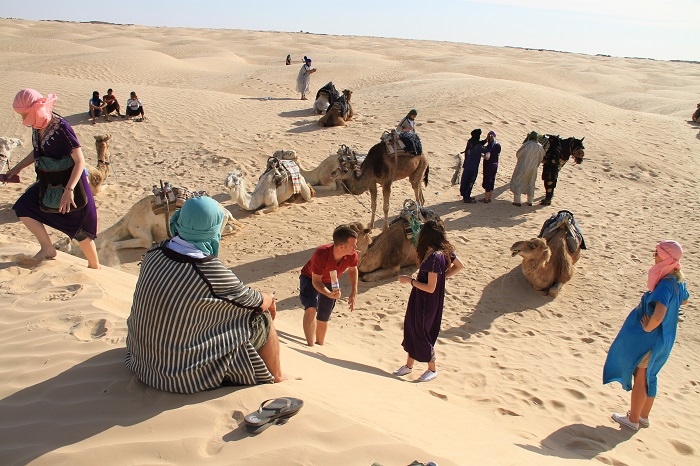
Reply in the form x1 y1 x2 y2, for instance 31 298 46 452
418 370 437 382
628 411 649 428
393 365 412 376
612 412 639 431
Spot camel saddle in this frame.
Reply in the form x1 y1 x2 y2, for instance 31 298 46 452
390 199 441 244
151 183 207 215
336 144 366 166
380 129 422 157
264 157 302 194
538 210 587 253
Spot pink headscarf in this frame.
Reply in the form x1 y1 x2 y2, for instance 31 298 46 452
647 240 682 291
12 88 57 130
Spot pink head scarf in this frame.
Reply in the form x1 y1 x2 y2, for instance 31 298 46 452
12 88 57 130
647 240 682 291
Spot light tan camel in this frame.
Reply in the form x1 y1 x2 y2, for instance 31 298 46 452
86 134 111 195
357 207 442 281
272 147 362 191
0 137 22 174
510 228 581 297
331 140 429 229
224 162 314 214
54 195 242 262
317 90 354 127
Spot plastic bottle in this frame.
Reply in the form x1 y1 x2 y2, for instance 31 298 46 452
329 270 340 291
152 185 162 205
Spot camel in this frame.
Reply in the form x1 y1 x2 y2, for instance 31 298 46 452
331 137 429 229
86 134 111 195
272 146 362 191
224 160 314 214
510 227 582 298
357 204 442 281
318 89 354 127
0 137 22 174
54 195 242 263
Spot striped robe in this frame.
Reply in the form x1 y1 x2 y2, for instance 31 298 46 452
125 242 274 393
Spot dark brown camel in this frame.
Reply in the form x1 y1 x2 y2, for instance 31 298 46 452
330 141 429 229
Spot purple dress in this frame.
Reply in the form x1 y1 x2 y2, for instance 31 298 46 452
401 251 450 362
482 141 501 192
13 115 98 240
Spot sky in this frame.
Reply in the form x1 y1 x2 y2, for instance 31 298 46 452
3 0 699 62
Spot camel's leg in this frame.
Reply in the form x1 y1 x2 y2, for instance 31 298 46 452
548 282 564 298
382 184 391 231
369 185 378 229
414 185 425 206
258 198 279 214
112 236 155 251
361 265 402 282
299 180 314 201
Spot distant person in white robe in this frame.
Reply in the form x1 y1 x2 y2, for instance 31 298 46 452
296 56 316 100
509 131 545 206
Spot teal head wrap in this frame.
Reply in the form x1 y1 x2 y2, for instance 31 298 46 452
169 196 224 256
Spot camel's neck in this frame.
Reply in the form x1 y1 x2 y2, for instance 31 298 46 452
342 171 375 195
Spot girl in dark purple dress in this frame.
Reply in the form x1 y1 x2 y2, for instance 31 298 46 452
394 220 464 382
6 89 99 269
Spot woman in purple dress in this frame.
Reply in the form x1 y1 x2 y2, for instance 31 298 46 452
6 88 99 269
393 220 464 382
480 130 501 203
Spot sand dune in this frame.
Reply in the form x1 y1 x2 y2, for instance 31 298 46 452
0 18 698 465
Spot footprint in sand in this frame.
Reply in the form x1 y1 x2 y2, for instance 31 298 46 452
429 390 448 400
70 318 111 341
497 408 521 416
44 284 83 301
669 440 694 455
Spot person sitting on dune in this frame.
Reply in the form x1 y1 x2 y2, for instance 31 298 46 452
125 197 289 393
103 88 122 118
88 91 107 124
125 91 145 120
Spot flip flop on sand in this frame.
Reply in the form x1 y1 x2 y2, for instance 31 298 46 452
244 397 303 433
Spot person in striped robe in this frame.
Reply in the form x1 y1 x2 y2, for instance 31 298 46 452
125 196 284 393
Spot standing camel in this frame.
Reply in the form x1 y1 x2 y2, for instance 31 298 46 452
330 140 429 229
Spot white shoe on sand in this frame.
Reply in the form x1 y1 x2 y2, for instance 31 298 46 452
627 411 649 428
393 365 413 376
418 370 437 382
612 412 639 431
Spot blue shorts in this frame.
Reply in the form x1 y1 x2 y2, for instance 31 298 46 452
299 274 336 322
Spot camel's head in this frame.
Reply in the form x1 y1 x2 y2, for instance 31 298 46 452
342 89 352 101
0 137 22 171
53 236 77 254
94 134 111 159
348 222 372 258
572 137 585 164
271 149 297 161
225 170 244 191
511 238 549 258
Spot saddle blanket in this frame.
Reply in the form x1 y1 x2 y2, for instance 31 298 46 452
279 159 302 194
399 132 423 156
538 210 587 252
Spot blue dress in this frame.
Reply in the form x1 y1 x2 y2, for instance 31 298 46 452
603 276 689 396
459 140 485 200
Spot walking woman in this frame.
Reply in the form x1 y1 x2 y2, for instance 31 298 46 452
603 240 689 430
393 220 464 382
6 88 99 269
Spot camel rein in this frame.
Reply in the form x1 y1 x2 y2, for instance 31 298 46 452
338 179 373 215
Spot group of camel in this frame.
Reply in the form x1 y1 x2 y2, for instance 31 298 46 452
1 125 583 296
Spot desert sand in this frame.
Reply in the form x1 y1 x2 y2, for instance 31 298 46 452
0 18 698 466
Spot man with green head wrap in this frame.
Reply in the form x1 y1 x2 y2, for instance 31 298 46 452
509 131 545 206
126 196 287 393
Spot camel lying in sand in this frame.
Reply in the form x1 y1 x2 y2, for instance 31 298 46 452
225 160 314 214
86 134 111 195
357 204 442 281
318 89 354 127
510 227 582 297
54 195 242 262
0 137 22 174
272 146 362 191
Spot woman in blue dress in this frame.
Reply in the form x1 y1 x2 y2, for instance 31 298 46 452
393 220 464 382
6 88 99 269
603 240 689 430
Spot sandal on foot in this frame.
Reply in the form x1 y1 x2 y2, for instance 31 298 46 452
417 370 437 382
393 365 412 376
612 412 639 431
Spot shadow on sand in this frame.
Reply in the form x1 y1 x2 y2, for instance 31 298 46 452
516 423 635 460
0 348 251 465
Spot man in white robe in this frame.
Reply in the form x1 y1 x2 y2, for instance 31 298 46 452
509 131 545 206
